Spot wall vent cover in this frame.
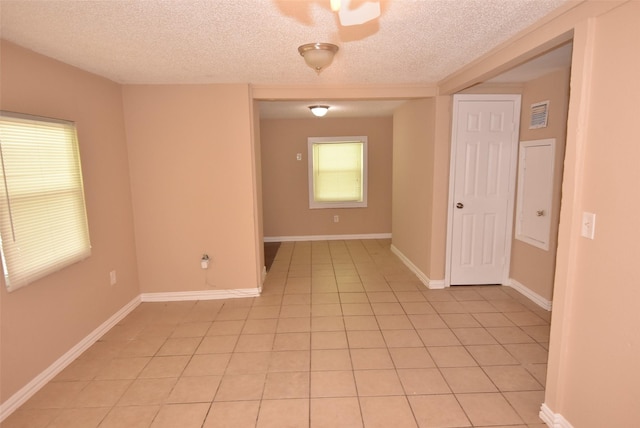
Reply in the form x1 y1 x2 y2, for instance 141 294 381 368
529 100 549 129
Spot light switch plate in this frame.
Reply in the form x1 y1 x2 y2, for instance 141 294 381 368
581 212 596 240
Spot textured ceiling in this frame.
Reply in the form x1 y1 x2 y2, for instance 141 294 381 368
0 0 570 86
259 41 573 119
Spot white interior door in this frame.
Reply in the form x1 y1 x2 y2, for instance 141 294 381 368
447 95 521 285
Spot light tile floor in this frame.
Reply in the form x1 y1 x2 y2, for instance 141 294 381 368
4 239 551 428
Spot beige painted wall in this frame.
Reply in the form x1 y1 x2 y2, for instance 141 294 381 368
252 100 265 274
431 96 453 280
551 2 640 425
459 83 524 95
391 97 450 281
392 99 436 277
260 117 392 238
122 84 260 293
0 42 140 401
510 67 570 301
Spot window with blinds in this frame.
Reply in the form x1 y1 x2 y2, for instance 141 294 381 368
0 112 91 292
308 136 368 209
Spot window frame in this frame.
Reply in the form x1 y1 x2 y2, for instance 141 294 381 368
0 111 91 292
307 136 368 209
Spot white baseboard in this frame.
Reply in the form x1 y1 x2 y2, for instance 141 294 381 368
264 233 391 243
427 279 446 289
140 288 261 302
507 278 553 311
389 245 445 289
0 295 141 423
540 403 574 428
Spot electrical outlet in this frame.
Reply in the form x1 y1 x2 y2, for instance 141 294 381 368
109 270 117 285
201 254 210 269
333 215 339 223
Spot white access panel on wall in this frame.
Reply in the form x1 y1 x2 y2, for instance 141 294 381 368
515 138 555 250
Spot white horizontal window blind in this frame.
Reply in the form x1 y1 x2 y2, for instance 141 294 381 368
0 112 91 292
308 136 367 209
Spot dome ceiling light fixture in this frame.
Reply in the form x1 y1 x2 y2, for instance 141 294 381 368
309 105 330 117
298 43 339 74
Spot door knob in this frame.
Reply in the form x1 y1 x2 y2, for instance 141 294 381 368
456 202 464 209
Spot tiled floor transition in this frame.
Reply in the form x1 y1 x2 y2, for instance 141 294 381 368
3 239 551 427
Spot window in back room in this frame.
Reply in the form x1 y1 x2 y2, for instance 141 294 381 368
307 136 368 209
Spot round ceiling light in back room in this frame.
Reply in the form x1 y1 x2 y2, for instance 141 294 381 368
298 43 339 74
308 105 330 117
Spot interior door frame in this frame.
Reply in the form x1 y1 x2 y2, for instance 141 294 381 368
444 94 521 287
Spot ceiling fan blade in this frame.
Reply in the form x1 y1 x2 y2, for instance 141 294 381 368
338 0 381 26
